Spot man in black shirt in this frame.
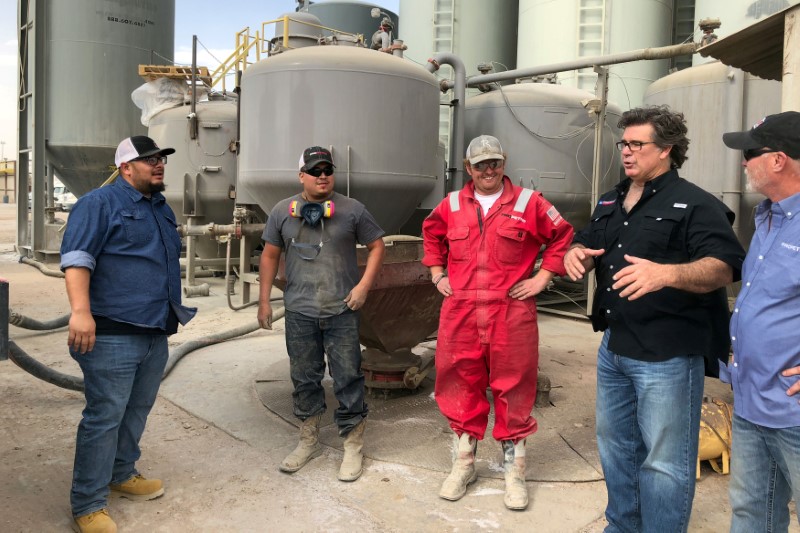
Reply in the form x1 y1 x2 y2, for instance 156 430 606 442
564 106 744 533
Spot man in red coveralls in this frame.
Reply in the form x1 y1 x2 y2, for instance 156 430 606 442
422 135 573 510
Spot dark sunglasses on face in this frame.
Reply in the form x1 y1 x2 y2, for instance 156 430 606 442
131 155 167 166
473 160 503 171
743 149 777 161
305 166 334 177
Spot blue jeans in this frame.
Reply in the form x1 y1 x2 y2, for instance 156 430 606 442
729 414 800 532
596 330 704 533
284 310 367 436
70 334 168 517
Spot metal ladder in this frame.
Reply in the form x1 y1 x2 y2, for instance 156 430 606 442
576 0 606 91
433 0 455 157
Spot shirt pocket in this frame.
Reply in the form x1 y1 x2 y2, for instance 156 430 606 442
495 225 527 264
120 209 155 244
589 208 614 249
447 226 471 262
639 210 685 257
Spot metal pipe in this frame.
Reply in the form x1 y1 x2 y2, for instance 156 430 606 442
190 35 198 140
723 68 745 233
441 43 698 89
177 223 266 238
426 52 466 191
226 237 257 311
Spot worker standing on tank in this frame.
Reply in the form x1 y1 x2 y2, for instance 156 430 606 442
61 136 197 533
422 135 573 510
563 106 745 532
721 111 800 532
257 146 385 482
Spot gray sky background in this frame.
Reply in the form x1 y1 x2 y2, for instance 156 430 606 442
0 0 398 160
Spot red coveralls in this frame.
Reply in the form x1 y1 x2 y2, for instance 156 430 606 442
422 177 573 442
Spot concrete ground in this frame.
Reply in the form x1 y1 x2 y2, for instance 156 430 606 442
1 203 796 532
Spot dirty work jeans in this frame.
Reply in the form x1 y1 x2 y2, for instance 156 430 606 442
284 310 367 436
70 334 168 517
729 414 800 532
595 330 704 533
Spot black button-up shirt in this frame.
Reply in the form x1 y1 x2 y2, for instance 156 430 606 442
573 169 745 374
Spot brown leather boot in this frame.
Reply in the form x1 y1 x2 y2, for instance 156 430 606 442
439 432 478 501
280 414 323 473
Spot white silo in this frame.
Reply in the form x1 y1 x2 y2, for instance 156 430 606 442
517 0 673 109
398 0 519 146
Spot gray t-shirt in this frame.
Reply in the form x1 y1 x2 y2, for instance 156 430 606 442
263 192 385 318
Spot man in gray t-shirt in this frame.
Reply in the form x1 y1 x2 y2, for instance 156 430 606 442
258 146 385 482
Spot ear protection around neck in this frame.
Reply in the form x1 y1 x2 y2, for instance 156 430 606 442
289 200 334 228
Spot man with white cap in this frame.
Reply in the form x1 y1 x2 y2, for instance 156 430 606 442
61 135 196 532
722 111 800 532
422 135 573 510
258 146 385 482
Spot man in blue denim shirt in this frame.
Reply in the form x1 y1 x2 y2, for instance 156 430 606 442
723 112 800 532
61 136 196 533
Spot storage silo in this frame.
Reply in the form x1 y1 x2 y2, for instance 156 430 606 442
517 0 673 109
148 94 238 260
692 0 800 65
304 0 399 43
45 0 175 196
237 45 440 234
644 60 783 246
398 0 519 148
464 82 623 230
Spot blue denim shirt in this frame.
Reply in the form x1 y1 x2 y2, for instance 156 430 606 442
725 192 800 428
60 178 196 331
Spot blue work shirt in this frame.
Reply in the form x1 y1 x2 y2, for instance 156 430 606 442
60 177 196 331
725 192 800 428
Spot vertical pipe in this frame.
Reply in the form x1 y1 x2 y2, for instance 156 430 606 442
782 6 800 112
185 216 196 287
190 35 198 140
723 68 744 236
587 66 609 317
1 279 8 361
426 53 466 192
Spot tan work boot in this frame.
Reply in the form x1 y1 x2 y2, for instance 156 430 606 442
72 508 117 533
280 414 323 473
439 432 478 501
338 419 367 482
109 474 164 501
501 439 529 510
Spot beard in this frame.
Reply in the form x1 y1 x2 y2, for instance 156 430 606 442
148 182 166 194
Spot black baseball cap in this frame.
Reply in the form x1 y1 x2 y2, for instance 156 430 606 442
115 136 176 167
299 146 335 172
722 111 800 159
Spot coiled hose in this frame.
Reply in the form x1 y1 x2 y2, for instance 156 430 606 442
9 310 70 330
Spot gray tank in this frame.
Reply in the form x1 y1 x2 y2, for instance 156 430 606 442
464 83 622 230
305 1 399 43
45 0 175 196
148 95 238 259
237 45 440 234
644 60 783 246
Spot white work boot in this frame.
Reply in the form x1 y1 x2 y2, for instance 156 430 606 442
439 432 478 501
501 439 529 510
279 414 323 473
338 420 366 482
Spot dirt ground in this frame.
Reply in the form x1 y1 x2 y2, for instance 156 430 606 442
1 202 797 532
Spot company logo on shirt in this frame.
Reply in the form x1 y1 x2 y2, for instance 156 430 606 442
781 242 800 253
502 214 527 223
598 200 615 206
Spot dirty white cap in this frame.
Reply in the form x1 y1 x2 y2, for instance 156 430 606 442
466 135 505 165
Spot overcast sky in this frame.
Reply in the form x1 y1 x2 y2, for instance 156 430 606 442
0 0 398 160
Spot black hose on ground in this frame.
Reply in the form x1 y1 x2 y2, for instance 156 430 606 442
6 308 285 390
9 309 70 330
7 340 84 392
19 257 65 278
162 307 285 378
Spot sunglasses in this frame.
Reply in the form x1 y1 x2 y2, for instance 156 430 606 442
743 149 778 161
305 166 334 177
473 160 503 171
130 155 167 166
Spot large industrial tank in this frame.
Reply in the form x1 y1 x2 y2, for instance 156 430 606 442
644 60 783 246
399 0 519 145
304 0 399 43
464 83 623 230
45 0 175 196
237 45 440 234
693 0 800 65
148 94 238 259
517 0 673 109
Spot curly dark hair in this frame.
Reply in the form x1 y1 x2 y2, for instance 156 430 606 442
617 105 689 169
